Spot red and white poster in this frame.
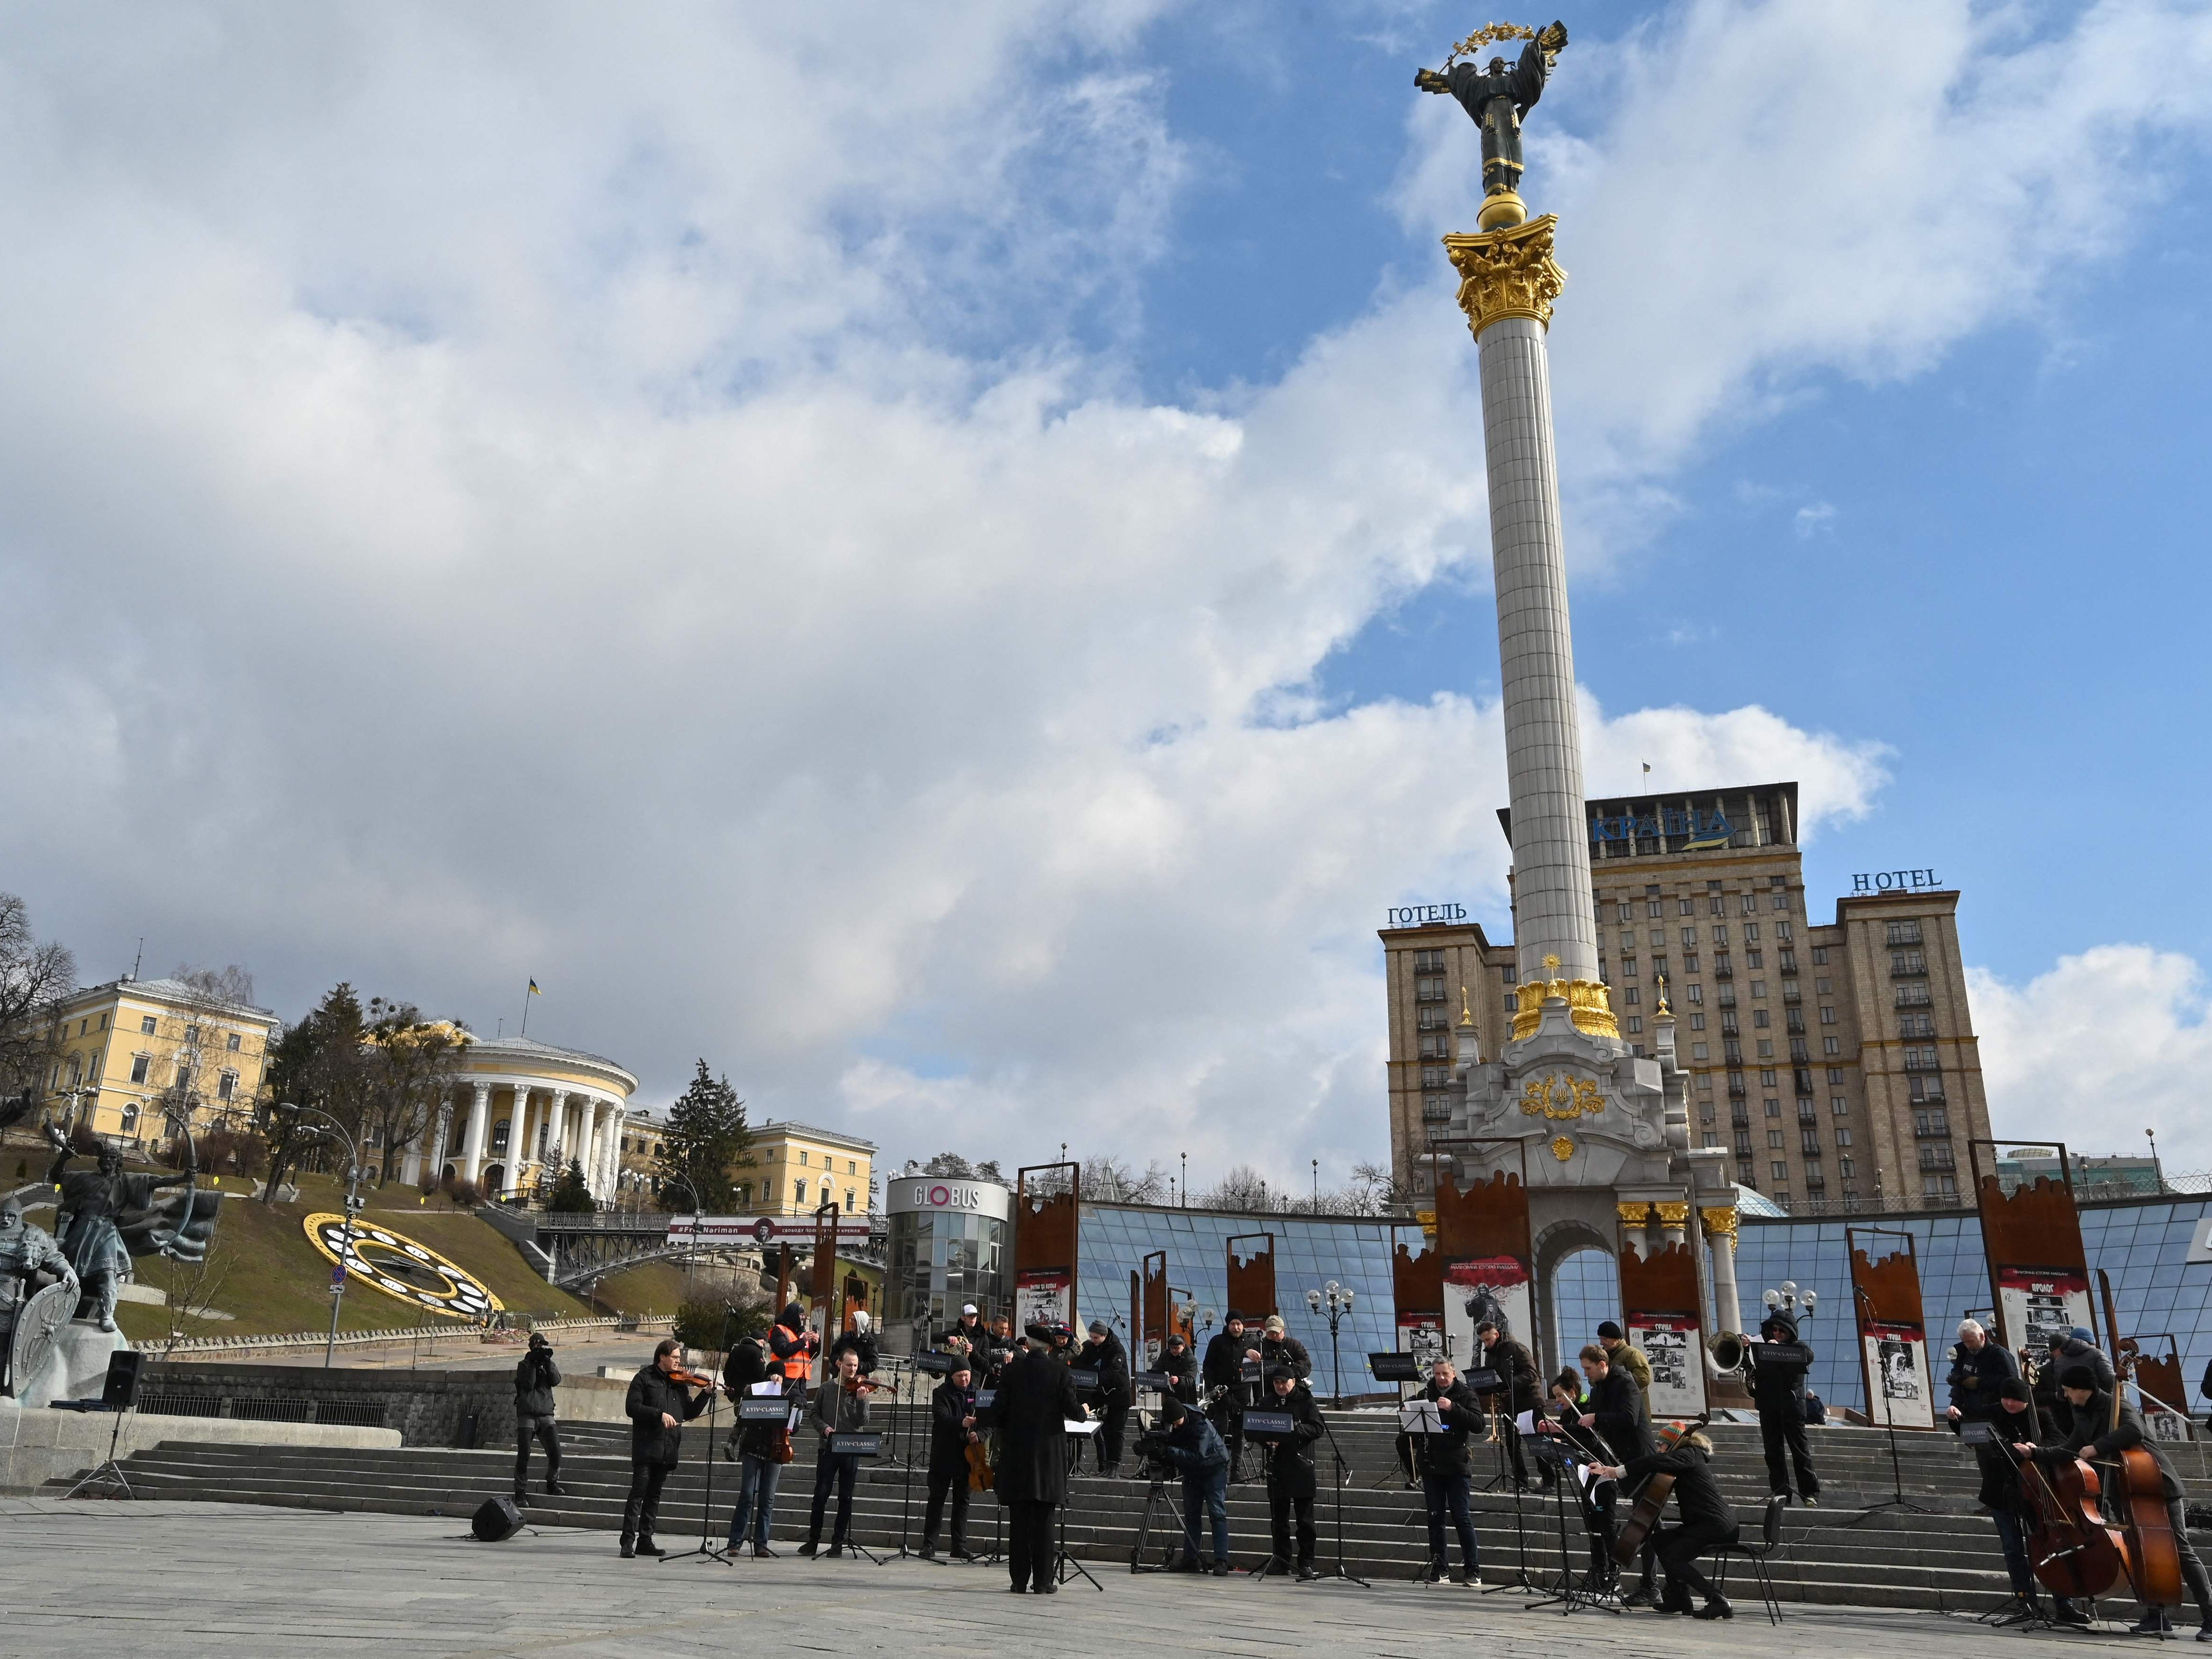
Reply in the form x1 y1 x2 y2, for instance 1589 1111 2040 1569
1014 1269 1072 1333
1627 1311 1707 1417
1442 1254 1533 1371
1995 1266 2093 1357
1860 1319 1934 1430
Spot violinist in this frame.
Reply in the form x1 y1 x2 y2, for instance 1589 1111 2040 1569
1587 1427 1736 1620
799 1348 875 1557
2018 1363 2212 1638
620 1339 713 1559
920 1360 979 1561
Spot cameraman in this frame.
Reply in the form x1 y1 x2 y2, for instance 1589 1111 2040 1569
1158 1397 1232 1575
513 1331 565 1505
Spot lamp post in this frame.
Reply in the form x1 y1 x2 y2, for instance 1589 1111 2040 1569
278 1102 369 1370
1760 1280 1818 1324
662 1171 704 1303
1305 1280 1355 1408
1180 1153 1187 1209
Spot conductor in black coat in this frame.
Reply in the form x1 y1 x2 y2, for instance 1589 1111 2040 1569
1591 1430 1738 1619
987 1328 1086 1593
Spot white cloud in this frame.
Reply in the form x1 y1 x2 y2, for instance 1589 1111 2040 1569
0 3 2206 1193
1970 947 2212 1171
1792 502 1836 540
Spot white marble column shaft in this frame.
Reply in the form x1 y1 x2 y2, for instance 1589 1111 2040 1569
460 1081 492 1185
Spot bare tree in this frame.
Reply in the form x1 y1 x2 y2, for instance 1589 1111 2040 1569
1081 1154 1171 1204
361 1000 470 1184
0 892 75 1106
1199 1165 1272 1213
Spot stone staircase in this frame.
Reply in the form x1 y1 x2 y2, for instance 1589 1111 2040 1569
52 1410 2208 1617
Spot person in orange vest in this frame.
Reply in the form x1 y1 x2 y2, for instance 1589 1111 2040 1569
769 1302 821 1398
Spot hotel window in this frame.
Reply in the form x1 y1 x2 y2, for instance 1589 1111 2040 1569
1832 1096 1850 1115
1770 1161 1788 1181
1616 904 1632 922
130 1055 151 1084
1835 1126 1853 1146
1752 1009 1769 1028
1680 928 1695 947
1763 1098 1781 1118
1885 921 1923 946
1746 950 1763 970
1712 925 1728 945
1827 1067 1846 1083
1811 948 1828 967
1689 1013 1705 1031
1823 1038 1841 1056
1621 958 1636 978
1685 983 1702 1004
1840 1157 1856 1178
1743 923 1760 943
1625 1016 1643 1034
1624 987 1639 1005
1900 1013 1934 1038
1819 1005 1835 1023
1692 1043 1709 1059
1776 921 1793 941
1678 897 1694 916
1742 895 1757 915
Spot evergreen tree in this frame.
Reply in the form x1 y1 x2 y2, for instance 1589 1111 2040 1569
546 1156 595 1214
654 1059 753 1212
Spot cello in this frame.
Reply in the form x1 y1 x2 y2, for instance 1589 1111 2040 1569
1611 1412 1709 1567
2009 1354 2128 1601
2100 1271 2185 1612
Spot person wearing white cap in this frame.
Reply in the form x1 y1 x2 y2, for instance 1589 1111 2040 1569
948 1302 987 1363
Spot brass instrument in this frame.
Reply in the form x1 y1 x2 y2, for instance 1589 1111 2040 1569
1706 1330 1751 1378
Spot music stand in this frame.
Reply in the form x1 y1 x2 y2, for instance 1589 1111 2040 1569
58 1399 134 1500
1521 1434 1619 1617
1056 1419 1105 1590
1481 1408 1542 1596
1307 1411 1372 1589
1368 1353 1423 1491
729 1393 795 1558
890 1353 952 1559
1241 1409 1298 1584
817 1433 888 1564
663 1325 733 1566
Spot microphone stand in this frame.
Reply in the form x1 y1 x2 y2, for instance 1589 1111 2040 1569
1841 1286 1934 1526
665 1313 734 1566
1307 1408 1370 1589
888 1359 924 1560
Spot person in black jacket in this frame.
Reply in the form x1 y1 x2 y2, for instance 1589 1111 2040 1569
2020 1363 2212 1637
979 1315 1017 1386
1258 1315 1312 1386
1156 1332 1198 1404
1201 1311 1257 1479
721 1334 770 1460
620 1339 711 1558
828 1310 880 1376
945 1304 987 1365
722 1343 795 1558
1976 1379 2044 1616
1547 1343 1656 1600
1079 1321 1131 1475
1257 1366 1326 1579
1750 1309 1819 1505
988 1327 1085 1593
1414 1359 1482 1584
1159 1398 1233 1573
1475 1319 1538 1487
920 1361 978 1559
1945 1317 2018 1427
1590 1429 1738 1619
513 1332 565 1504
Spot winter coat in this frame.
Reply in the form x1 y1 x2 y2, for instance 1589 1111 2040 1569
989 1348 1083 1506
1078 1330 1130 1398
930 1378 978 1475
1259 1332 1312 1383
1416 1376 1482 1477
1945 1338 2018 1422
769 1306 819 1388
1164 1412 1230 1478
1585 1365 1654 1462
1477 1336 1540 1416
1750 1312 1815 1424
513 1349 562 1418
1156 1344 1198 1404
1257 1386 1325 1500
1604 1339 1653 1396
1623 1441 1736 1533
829 1325 879 1375
625 1364 710 1467
2042 1388 2186 1503
1201 1329 1256 1399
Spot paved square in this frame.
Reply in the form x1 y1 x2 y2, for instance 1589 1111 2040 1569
0 1498 2091 1658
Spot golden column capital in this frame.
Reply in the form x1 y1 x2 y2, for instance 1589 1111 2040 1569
1442 214 1566 339
1654 1202 1691 1226
1616 1201 1653 1226
1699 1205 1740 1247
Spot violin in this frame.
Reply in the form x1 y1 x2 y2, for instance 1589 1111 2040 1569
838 1374 887 1394
668 1364 718 1390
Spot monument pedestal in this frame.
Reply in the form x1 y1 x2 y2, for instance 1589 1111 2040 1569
14 1318 130 1409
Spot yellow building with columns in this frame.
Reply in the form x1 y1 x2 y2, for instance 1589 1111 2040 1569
402 1035 639 1203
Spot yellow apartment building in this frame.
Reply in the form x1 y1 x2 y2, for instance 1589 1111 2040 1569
614 1111 876 1215
40 976 281 1150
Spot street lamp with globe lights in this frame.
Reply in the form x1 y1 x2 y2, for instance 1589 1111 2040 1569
1305 1280 1355 1408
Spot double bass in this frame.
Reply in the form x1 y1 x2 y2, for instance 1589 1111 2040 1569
2008 1355 2128 1601
2100 1272 2185 1611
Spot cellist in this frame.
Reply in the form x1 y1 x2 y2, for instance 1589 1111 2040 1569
2017 1363 2212 1638
1978 1379 2055 1622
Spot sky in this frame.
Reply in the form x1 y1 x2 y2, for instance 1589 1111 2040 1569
2 0 2211 1189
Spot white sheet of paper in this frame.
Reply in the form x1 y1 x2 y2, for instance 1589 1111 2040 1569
1515 1410 1537 1435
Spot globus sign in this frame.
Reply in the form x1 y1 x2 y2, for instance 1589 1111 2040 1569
887 1178 1010 1220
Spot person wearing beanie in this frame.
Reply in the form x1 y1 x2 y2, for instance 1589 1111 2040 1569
988 1324 1086 1592
2017 1360 2212 1635
1079 1318 1131 1475
1157 1330 1199 1404
1751 1308 1819 1507
1596 1321 1652 1397
1586 1428 1737 1620
1202 1310 1256 1481
1975 1378 2045 1617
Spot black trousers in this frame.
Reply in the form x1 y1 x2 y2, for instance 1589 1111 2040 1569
1267 1477 1316 1566
1208 1404 1243 1478
1006 1499 1058 1590
808 1450 859 1545
1760 1412 1819 1497
1422 1466 1478 1572
1653 1517 1737 1602
621 1461 670 1544
1094 1395 1129 1469
922 1464 970 1549
514 1413 561 1492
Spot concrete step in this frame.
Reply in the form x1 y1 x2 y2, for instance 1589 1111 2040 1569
55 1434 2119 1614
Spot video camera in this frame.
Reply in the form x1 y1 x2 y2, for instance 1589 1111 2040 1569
1131 1409 1179 1482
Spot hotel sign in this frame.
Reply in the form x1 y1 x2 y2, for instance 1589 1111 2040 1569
1386 904 1468 926
1851 869 1943 893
